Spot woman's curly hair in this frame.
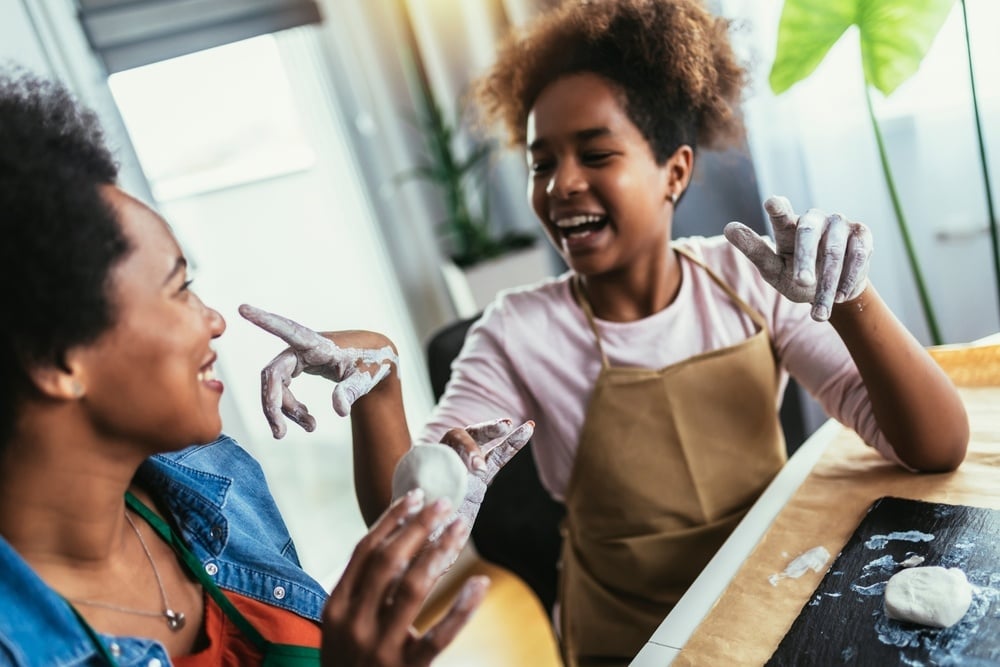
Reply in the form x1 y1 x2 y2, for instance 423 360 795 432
472 0 747 163
0 67 129 444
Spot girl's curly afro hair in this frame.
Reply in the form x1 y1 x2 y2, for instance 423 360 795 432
472 0 747 163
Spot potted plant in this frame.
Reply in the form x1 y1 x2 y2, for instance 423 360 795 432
769 0 957 345
399 89 547 316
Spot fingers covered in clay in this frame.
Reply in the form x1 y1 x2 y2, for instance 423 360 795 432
439 418 512 472
724 196 873 322
239 303 398 435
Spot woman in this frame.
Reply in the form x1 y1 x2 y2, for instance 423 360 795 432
0 68 486 666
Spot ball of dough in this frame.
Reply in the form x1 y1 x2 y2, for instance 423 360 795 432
392 444 468 509
884 566 973 628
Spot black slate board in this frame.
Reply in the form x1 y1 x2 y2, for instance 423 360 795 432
767 496 1000 666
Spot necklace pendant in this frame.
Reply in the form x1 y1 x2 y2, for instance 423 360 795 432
165 608 186 631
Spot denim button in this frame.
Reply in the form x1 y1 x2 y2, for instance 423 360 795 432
148 660 163 667
273 585 286 599
205 562 219 576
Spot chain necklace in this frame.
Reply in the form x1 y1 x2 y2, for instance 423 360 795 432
68 510 186 632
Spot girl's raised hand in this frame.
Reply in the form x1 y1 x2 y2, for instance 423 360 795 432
434 419 535 529
239 304 399 438
723 195 872 321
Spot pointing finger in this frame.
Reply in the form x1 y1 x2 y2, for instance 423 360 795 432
724 222 784 283
239 304 329 352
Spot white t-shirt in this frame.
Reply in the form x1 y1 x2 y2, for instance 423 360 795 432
418 235 899 500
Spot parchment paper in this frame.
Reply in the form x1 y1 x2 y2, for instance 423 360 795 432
673 343 1000 666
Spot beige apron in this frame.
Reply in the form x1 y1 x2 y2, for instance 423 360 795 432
558 246 788 666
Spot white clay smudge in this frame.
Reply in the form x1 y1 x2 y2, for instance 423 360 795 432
769 545 831 586
865 530 935 550
900 554 925 568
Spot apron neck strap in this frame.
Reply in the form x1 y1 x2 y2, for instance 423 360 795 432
672 245 768 330
570 245 768 369
124 491 269 650
571 275 611 369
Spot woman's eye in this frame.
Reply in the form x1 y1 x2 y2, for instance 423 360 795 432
180 278 194 293
530 159 554 174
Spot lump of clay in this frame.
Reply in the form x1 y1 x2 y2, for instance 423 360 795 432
392 444 468 509
884 566 973 628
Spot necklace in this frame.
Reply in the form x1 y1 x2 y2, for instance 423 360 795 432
68 510 186 632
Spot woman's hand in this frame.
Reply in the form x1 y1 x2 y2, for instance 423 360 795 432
322 490 487 666
436 419 535 529
723 195 873 322
239 304 399 438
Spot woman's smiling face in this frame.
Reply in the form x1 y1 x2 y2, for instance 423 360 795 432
73 186 227 452
526 72 676 278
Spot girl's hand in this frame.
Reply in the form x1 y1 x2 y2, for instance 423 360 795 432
435 419 535 530
723 195 872 321
322 490 488 667
239 304 399 438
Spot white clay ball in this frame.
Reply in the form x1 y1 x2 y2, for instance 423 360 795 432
884 565 973 628
392 444 468 509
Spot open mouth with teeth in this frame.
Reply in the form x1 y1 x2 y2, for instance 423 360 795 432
555 214 609 239
197 366 216 383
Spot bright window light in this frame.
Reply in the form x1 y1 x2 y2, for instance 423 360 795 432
108 35 315 201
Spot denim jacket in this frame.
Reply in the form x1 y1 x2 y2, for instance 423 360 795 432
0 435 329 666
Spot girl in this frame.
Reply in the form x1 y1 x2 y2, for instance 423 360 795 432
245 1 968 664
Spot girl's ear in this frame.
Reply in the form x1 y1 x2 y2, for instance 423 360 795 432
27 351 88 400
666 144 694 202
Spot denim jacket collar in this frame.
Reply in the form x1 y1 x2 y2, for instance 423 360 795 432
0 435 326 666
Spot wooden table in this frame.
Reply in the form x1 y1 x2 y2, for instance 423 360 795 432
632 336 1000 666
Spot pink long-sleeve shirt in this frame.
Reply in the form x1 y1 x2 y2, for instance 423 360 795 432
418 235 900 500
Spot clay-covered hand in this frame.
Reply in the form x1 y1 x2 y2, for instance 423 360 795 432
438 419 535 529
723 196 872 321
239 304 398 438
321 489 488 667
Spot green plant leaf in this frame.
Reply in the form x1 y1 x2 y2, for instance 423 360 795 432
769 0 857 94
770 0 955 96
858 0 954 95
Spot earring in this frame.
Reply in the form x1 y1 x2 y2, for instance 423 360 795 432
71 380 84 397
670 192 679 206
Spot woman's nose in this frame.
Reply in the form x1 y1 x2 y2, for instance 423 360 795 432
207 304 226 338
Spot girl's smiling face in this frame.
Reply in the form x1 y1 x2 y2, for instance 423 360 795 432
526 72 687 279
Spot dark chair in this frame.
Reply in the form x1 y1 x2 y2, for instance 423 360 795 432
426 315 565 619
424 314 812 618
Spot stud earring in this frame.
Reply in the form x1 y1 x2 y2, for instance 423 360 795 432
71 380 84 397
670 192 679 206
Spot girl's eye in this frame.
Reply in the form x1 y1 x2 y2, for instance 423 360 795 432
180 278 194 293
582 151 612 164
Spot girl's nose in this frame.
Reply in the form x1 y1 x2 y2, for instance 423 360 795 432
546 161 586 199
